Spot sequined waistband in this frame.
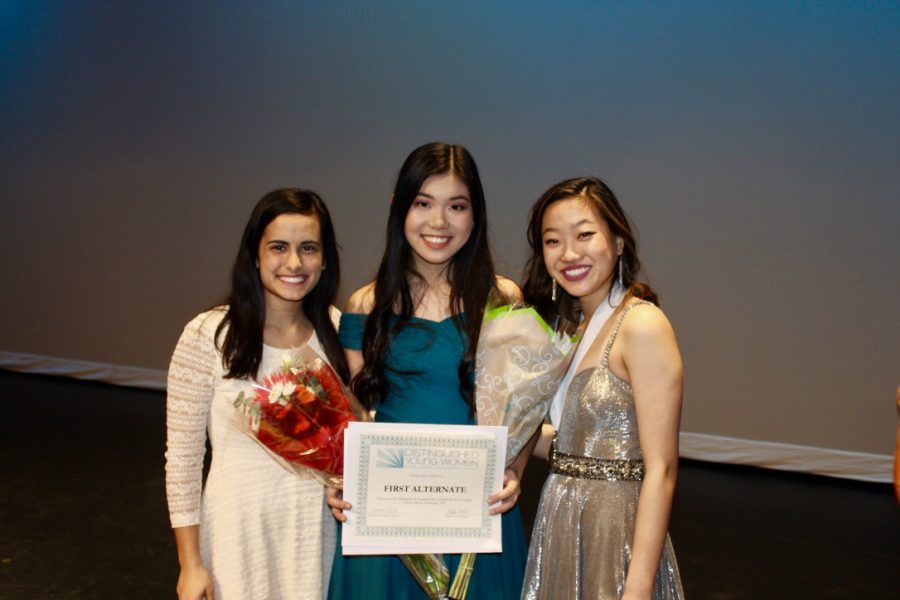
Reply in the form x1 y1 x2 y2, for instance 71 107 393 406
549 438 645 481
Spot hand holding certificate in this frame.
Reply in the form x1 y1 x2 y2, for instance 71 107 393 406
341 422 507 555
338 305 570 600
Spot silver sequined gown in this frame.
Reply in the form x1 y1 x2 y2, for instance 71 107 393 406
522 302 684 600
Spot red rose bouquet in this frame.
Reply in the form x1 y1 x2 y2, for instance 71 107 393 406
231 346 368 487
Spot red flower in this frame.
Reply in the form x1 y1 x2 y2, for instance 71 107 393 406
234 356 365 482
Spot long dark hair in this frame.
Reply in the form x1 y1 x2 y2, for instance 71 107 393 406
353 142 499 412
522 176 657 329
216 188 350 384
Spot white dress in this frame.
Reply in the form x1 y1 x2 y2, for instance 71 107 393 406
165 307 337 599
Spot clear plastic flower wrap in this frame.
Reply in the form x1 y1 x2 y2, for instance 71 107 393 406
475 303 573 466
399 554 451 600
230 346 369 488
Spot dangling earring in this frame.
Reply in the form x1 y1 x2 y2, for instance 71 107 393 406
551 278 558 302
322 262 326 271
617 256 624 289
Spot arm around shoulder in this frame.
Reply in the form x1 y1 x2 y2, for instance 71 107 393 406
342 283 375 377
345 282 376 315
494 275 523 304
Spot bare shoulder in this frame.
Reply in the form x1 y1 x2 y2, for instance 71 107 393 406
346 282 376 315
620 302 677 345
494 275 523 303
327 305 342 328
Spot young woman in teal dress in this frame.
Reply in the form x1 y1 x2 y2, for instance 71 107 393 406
326 142 528 599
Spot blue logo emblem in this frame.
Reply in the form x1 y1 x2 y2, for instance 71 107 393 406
376 447 404 468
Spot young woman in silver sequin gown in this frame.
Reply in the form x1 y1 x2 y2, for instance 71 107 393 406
520 177 685 599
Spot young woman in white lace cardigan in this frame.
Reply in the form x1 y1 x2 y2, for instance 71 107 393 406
165 189 350 600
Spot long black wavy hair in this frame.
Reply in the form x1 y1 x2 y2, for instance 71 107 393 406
353 142 501 412
215 188 350 384
522 176 658 330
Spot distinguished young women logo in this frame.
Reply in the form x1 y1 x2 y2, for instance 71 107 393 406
376 446 480 469
376 447 405 468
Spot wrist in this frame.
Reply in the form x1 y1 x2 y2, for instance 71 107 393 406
622 581 652 598
176 549 206 570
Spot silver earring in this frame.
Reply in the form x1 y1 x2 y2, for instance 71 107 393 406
551 278 558 302
322 263 326 271
617 256 623 288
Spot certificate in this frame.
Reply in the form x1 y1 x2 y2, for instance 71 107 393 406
341 421 507 555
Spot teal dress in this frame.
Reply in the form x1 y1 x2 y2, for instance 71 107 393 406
328 313 527 600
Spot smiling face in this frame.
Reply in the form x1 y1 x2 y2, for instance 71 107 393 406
403 173 474 272
541 196 623 315
257 212 323 312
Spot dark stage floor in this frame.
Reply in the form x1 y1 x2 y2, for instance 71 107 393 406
1 370 898 599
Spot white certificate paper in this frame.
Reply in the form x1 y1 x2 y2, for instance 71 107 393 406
341 421 507 555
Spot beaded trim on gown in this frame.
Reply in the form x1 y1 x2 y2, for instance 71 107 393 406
522 302 684 599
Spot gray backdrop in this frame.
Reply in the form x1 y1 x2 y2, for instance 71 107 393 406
1 2 898 459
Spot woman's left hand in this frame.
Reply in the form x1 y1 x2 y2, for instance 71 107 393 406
486 468 521 515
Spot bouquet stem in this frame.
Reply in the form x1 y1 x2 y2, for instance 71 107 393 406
448 552 476 599
399 554 449 600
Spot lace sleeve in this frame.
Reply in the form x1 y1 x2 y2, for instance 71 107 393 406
164 311 222 528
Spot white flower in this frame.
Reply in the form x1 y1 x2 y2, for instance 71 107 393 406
552 331 575 355
268 381 295 406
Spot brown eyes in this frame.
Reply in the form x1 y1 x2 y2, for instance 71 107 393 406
268 243 319 253
543 232 594 246
413 200 469 211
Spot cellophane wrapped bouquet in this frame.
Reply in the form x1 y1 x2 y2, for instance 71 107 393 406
402 303 573 600
230 346 368 488
474 304 574 460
